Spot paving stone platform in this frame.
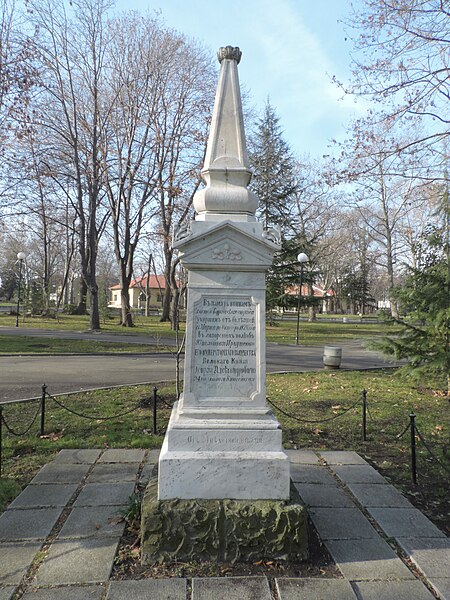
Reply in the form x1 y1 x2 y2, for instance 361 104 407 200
0 449 448 599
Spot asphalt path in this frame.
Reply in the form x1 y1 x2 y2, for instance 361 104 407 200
0 327 398 403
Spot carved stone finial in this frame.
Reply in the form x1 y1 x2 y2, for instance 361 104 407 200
194 43 257 221
218 46 242 64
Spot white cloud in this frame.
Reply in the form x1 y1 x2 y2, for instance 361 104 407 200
237 0 365 154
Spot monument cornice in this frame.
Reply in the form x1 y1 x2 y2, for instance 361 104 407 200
173 220 281 252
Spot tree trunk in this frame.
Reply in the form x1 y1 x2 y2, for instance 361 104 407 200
89 284 100 330
74 278 88 314
171 287 180 332
161 284 172 322
386 233 399 319
170 258 183 331
145 254 152 317
160 245 172 322
120 287 133 327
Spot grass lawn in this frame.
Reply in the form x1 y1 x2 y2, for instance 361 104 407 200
0 312 182 336
0 335 175 354
0 312 397 350
268 369 449 533
0 371 448 534
266 317 399 346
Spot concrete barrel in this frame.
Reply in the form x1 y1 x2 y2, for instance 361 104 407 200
323 346 342 369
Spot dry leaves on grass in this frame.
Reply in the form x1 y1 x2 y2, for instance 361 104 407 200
39 430 64 441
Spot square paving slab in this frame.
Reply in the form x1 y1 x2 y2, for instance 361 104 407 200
0 541 42 585
309 508 379 540
107 579 187 599
429 578 450 600
58 506 125 538
284 450 320 464
290 464 336 485
319 451 368 465
52 449 102 464
86 463 140 483
73 482 135 507
396 537 450 578
0 508 62 541
325 538 415 581
146 449 160 464
276 578 358 599
331 465 387 484
138 462 157 485
98 449 146 463
21 585 105 599
192 577 272 600
367 507 446 539
353 580 436 600
31 463 90 484
0 587 14 600
294 483 355 508
9 484 78 509
346 483 412 508
35 538 119 585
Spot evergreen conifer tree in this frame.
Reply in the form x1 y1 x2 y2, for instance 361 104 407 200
249 101 297 230
249 101 300 321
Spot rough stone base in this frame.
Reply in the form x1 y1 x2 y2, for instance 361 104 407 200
141 478 309 564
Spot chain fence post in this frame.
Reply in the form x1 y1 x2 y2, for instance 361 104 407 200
152 386 158 435
40 384 47 437
410 412 417 484
362 389 367 442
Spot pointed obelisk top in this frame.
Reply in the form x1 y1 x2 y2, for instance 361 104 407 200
193 46 258 222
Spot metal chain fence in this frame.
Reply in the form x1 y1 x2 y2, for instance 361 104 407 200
0 383 167 476
1 384 448 485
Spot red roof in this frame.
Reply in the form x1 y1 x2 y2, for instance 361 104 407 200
110 274 166 290
285 284 335 297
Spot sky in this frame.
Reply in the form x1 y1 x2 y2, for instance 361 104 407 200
115 0 365 159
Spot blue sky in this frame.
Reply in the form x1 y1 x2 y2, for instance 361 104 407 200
115 0 365 158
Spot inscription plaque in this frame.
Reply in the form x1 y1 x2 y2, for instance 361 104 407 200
191 295 258 398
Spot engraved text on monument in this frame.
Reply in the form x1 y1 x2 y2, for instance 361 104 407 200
191 296 258 398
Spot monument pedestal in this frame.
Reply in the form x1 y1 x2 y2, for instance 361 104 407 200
158 401 289 500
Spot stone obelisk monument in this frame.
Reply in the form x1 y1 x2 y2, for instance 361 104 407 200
158 46 289 501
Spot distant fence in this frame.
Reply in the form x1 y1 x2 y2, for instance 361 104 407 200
0 383 173 476
0 384 448 485
268 389 450 484
0 306 15 314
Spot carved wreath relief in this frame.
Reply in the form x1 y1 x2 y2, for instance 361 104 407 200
211 243 242 261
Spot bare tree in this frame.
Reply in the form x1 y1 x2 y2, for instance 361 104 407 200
0 0 37 211
95 15 214 327
150 40 215 324
102 16 174 326
332 117 429 317
26 0 112 329
344 0 450 176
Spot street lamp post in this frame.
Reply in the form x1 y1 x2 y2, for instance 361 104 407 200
296 252 308 345
15 252 26 328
